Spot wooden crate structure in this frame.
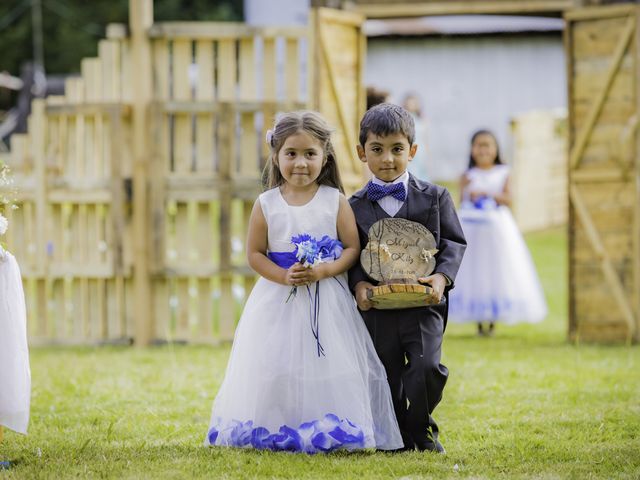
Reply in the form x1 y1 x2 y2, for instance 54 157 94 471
310 8 367 190
3 57 132 345
510 109 568 233
565 4 640 343
146 21 311 344
146 8 365 344
0 3 366 345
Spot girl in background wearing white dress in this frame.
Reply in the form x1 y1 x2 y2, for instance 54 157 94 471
0 213 31 460
449 130 547 336
205 111 402 453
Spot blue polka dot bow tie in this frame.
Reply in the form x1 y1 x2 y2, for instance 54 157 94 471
367 181 407 202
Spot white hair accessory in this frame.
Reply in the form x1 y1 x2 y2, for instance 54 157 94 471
265 129 274 146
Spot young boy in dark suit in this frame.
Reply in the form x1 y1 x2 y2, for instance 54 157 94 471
349 103 466 453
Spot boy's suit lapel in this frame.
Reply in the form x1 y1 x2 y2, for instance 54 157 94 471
406 174 436 227
351 185 379 235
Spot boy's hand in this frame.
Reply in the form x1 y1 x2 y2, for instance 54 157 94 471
417 273 447 303
354 281 375 311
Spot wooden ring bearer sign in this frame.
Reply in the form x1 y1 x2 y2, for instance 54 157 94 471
361 218 440 309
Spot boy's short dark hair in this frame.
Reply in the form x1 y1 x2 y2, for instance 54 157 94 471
359 102 415 147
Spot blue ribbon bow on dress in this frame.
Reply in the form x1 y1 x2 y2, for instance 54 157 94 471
366 181 407 202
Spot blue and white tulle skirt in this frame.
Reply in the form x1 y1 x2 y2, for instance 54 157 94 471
449 205 547 324
0 249 31 434
205 273 403 453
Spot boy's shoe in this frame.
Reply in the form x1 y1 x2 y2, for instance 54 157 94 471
0 461 11 470
377 446 415 454
416 429 446 454
420 439 446 454
432 440 446 454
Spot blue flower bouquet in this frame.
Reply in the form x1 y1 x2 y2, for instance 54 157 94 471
286 234 343 302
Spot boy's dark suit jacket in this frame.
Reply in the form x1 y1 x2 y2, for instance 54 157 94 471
348 174 466 450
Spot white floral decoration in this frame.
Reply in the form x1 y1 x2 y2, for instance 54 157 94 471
0 160 18 248
265 129 274 146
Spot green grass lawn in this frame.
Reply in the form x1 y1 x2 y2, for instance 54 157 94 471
2 228 640 479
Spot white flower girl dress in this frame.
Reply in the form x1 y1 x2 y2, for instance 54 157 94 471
205 185 403 453
449 165 547 324
0 244 31 435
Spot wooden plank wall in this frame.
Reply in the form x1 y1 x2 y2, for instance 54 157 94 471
310 9 367 192
147 23 308 343
0 22 309 345
565 5 640 343
510 109 568 233
2 30 132 345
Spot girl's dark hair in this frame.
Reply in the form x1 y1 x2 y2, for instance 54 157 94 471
468 129 503 169
264 111 344 193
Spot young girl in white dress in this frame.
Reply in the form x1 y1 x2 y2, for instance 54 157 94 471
0 216 31 441
204 111 402 453
449 130 547 336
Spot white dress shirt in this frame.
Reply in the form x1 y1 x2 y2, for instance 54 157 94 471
371 171 409 217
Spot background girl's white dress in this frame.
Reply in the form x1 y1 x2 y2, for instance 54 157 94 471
0 248 31 434
206 185 402 453
449 165 547 324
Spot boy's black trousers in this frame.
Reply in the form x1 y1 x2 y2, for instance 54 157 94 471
360 302 449 451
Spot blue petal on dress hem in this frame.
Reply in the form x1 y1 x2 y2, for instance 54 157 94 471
207 413 368 453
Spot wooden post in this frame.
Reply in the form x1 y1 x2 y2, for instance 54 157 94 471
309 8 366 192
31 100 47 278
31 100 47 341
566 5 639 343
130 0 153 346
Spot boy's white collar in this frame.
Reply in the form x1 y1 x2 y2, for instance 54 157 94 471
372 171 409 189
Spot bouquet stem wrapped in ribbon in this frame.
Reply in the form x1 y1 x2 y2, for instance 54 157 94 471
268 234 343 357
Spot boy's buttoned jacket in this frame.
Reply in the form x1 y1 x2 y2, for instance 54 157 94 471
348 174 466 450
348 174 467 311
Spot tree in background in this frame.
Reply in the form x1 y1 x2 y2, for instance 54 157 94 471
0 0 243 110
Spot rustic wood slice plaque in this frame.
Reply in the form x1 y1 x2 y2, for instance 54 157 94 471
367 283 439 310
361 218 440 309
